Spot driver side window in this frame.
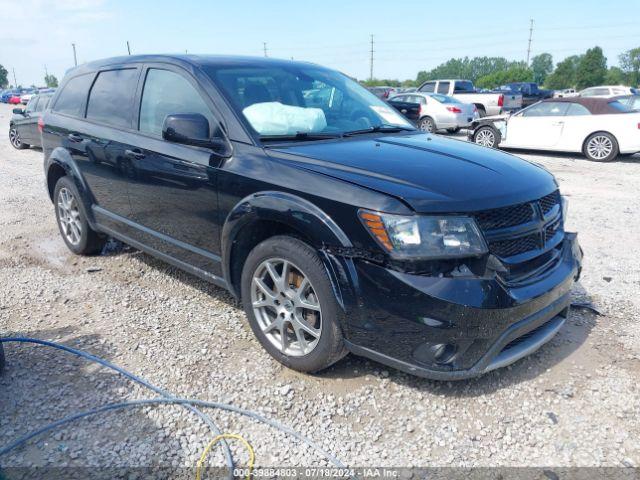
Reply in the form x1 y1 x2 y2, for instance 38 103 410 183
139 69 217 137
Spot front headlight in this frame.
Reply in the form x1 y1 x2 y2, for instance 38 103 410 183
359 210 488 259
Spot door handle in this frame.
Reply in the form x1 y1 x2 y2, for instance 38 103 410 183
124 149 145 160
67 133 83 142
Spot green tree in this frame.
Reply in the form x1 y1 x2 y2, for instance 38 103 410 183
530 53 553 85
575 46 607 89
475 66 533 89
44 74 59 88
619 47 640 86
360 78 401 87
605 67 625 85
0 64 8 89
415 56 523 85
545 55 582 89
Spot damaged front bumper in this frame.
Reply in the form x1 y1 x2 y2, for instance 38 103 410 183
338 233 583 380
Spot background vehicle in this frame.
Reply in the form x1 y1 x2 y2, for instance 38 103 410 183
469 97 640 161
495 82 553 107
20 89 36 105
8 95 22 105
1 90 20 103
578 85 637 98
42 55 581 380
554 88 578 98
417 79 522 117
9 92 53 149
388 92 478 133
367 86 397 99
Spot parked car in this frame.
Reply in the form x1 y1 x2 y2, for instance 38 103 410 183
417 79 522 117
8 95 22 105
613 94 640 111
1 90 19 103
495 82 553 107
42 55 582 380
578 85 637 98
20 89 36 105
388 92 478 133
469 97 640 162
367 86 397 99
9 92 54 149
553 88 578 98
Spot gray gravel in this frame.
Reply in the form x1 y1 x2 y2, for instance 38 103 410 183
1 103 639 470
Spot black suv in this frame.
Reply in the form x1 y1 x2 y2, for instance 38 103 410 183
42 55 582 380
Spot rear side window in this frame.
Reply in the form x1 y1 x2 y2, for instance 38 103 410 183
86 69 139 128
565 103 590 116
437 82 450 94
52 74 94 117
139 69 215 136
453 81 475 93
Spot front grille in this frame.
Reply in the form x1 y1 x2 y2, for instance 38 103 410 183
489 233 540 257
474 203 534 230
474 190 562 261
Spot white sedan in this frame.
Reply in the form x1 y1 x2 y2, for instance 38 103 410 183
469 98 640 162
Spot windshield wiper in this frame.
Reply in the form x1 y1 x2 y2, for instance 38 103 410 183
343 124 416 137
260 131 342 142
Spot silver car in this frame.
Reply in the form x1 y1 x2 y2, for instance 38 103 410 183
388 92 479 133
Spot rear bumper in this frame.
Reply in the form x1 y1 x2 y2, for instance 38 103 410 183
340 233 582 380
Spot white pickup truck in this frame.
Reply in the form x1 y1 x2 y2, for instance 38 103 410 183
416 79 522 117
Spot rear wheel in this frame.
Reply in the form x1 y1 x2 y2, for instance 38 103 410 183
241 236 346 373
418 116 436 133
583 132 618 162
54 176 106 255
9 126 28 149
473 125 500 148
446 127 461 134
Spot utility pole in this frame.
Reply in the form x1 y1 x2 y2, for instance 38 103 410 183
263 42 268 57
369 34 374 81
12 68 17 88
126 41 131 55
72 43 78 67
526 19 534 66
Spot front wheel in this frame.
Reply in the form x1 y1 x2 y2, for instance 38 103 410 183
9 126 28 149
241 236 346 373
418 116 436 133
473 125 500 148
583 132 619 162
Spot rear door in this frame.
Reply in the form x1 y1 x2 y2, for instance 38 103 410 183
388 95 420 122
124 65 225 272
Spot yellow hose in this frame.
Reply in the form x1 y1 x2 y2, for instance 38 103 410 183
196 433 255 480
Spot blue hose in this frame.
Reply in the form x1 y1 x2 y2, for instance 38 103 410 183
0 337 346 469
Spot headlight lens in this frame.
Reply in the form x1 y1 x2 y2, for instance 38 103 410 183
359 210 488 259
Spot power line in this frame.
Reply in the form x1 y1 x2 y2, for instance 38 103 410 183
526 19 534 65
12 68 17 88
369 34 374 80
263 42 268 57
126 41 131 55
71 43 78 67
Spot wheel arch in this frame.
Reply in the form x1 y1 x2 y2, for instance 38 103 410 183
581 130 619 154
221 191 353 301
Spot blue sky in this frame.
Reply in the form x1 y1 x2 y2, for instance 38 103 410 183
1 0 639 87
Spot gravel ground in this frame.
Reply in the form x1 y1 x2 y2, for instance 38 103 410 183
1 102 639 474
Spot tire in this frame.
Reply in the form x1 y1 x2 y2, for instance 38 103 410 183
446 127 461 134
476 107 487 118
418 116 436 133
53 176 106 255
9 126 29 150
473 125 501 148
583 132 619 162
240 236 347 373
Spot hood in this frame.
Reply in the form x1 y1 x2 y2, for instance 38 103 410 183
267 133 557 213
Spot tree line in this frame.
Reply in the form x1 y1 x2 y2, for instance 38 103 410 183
0 66 59 89
362 46 640 90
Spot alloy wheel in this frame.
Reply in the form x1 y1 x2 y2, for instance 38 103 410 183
587 135 613 160
419 119 434 133
9 128 21 148
475 129 495 147
57 187 83 246
251 258 322 357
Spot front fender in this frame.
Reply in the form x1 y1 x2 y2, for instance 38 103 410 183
221 191 354 302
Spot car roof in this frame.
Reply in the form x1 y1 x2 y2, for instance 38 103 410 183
541 96 626 114
66 54 326 77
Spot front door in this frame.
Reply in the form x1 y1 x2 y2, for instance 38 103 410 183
124 66 225 274
503 101 570 149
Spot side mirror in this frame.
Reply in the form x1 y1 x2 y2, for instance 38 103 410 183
12 108 25 115
162 113 231 156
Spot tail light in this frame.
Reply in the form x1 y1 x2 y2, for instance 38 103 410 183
419 104 425 116
38 117 44 133
498 94 504 107
446 106 462 113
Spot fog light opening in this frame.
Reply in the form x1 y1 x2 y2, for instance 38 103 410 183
431 343 457 365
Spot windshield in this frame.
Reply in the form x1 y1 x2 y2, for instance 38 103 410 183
205 64 413 138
